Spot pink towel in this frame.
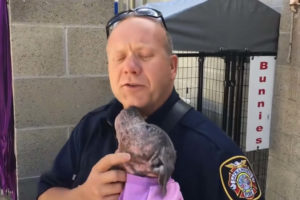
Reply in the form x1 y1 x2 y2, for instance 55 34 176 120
119 174 184 200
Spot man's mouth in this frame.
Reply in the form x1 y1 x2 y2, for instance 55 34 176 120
122 83 142 88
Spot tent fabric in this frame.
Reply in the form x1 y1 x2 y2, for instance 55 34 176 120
0 0 16 199
145 0 280 53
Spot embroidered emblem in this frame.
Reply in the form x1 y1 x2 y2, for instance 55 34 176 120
220 156 262 200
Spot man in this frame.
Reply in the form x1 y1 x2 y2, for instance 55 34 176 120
37 7 262 200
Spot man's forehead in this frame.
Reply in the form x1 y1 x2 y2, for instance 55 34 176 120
109 17 163 37
108 43 155 55
114 16 158 27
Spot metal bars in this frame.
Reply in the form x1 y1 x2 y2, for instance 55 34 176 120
175 51 273 196
197 56 204 111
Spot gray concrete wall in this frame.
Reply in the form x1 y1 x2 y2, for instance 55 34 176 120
265 2 300 200
260 0 300 200
8 1 114 199
6 0 300 200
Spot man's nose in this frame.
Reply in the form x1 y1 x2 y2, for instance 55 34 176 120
123 55 142 74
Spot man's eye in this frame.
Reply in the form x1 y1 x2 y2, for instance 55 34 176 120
139 53 153 61
115 56 125 62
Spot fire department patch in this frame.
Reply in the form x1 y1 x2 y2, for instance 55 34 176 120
220 156 262 200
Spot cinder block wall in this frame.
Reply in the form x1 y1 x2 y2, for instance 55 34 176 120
8 1 114 199
265 2 300 200
6 0 299 200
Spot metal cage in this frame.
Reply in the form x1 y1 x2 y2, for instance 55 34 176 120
174 51 275 195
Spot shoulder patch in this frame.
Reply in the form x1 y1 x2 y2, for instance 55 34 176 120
219 155 262 200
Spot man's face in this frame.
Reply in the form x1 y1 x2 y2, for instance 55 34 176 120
106 17 177 116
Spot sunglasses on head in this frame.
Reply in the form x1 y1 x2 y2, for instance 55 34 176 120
106 7 168 38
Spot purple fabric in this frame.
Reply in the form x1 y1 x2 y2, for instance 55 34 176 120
0 0 16 199
119 174 184 200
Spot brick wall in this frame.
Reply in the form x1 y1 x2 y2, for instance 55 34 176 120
8 1 114 199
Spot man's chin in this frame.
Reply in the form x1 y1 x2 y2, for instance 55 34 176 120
122 101 149 113
123 103 145 110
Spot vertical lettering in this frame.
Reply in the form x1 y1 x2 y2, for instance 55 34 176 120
259 76 266 82
258 89 265 95
256 138 262 144
260 62 268 70
257 101 265 107
259 112 262 120
256 126 263 132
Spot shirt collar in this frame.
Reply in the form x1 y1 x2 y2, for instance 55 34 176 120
106 99 123 127
106 88 180 128
145 89 180 126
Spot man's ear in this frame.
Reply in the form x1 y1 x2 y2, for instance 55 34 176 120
170 54 178 80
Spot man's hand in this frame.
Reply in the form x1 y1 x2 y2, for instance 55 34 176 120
38 153 130 200
77 153 131 200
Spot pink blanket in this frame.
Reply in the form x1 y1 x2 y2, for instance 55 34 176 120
119 174 184 200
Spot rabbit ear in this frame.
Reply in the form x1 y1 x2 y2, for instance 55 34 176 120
154 147 175 196
152 154 168 195
158 166 168 196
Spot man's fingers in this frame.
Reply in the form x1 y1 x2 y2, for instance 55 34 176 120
94 153 130 172
103 194 121 200
101 182 124 197
100 169 127 183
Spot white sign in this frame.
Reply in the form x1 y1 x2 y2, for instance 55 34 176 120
246 56 276 152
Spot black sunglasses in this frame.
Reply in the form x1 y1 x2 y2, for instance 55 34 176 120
106 7 168 38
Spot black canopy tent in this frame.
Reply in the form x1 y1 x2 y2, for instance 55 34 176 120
146 0 280 53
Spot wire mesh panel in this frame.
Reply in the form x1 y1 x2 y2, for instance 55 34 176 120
175 52 269 196
174 51 199 109
202 57 225 128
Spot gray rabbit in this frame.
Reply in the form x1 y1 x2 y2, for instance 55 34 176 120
114 107 176 194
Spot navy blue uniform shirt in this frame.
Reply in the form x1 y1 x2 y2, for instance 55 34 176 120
37 90 261 200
